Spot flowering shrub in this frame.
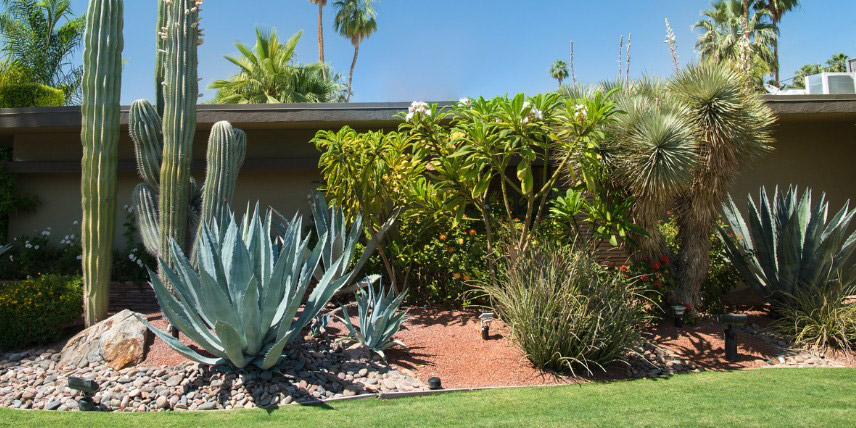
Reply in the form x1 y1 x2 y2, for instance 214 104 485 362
0 274 82 349
612 255 676 314
0 206 154 281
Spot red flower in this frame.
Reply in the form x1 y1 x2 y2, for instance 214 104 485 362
685 304 693 312
651 262 661 270
640 275 650 282
619 265 629 273
660 255 670 264
653 281 663 288
666 210 673 216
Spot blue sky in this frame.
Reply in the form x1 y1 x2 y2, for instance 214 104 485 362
66 0 856 104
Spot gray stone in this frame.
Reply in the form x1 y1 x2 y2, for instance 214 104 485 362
59 310 151 371
44 400 62 410
198 400 216 411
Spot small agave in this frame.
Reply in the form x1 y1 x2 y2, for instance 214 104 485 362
138 205 352 369
339 278 409 360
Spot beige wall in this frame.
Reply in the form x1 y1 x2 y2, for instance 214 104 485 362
731 116 856 212
8 127 325 248
7 114 856 249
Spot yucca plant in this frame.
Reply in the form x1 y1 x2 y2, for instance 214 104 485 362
720 186 856 306
138 205 352 369
338 278 409 360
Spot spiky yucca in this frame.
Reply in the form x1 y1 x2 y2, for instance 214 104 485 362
671 63 775 308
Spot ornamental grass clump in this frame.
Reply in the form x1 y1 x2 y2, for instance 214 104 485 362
477 242 647 375
777 278 856 351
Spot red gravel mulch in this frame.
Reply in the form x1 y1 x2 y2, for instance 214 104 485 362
134 306 854 389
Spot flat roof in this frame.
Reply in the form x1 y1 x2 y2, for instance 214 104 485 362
1 96 854 133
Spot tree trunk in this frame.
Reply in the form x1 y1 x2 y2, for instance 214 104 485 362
674 200 714 311
773 16 780 86
347 44 359 102
557 78 563 87
317 3 326 81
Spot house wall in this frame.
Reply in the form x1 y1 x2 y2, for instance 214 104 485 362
5 111 856 250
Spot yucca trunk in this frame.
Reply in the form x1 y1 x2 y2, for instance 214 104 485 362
80 0 124 326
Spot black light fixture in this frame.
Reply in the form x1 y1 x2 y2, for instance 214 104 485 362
671 304 686 328
720 313 748 362
68 377 99 411
479 312 494 340
428 377 442 390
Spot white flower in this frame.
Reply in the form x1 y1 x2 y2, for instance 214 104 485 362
458 97 471 107
24 241 32 249
574 104 587 122
128 253 137 261
522 101 531 110
76 255 82 260
137 260 144 267
407 101 430 121
33 245 39 250
73 221 79 225
405 112 414 122
8 255 13 261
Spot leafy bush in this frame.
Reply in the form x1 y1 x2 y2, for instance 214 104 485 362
339 278 409 360
777 279 856 351
660 215 740 314
0 274 82 349
612 255 676 314
720 186 856 307
477 241 647 374
0 83 65 108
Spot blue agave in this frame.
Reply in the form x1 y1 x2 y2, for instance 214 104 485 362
138 205 352 369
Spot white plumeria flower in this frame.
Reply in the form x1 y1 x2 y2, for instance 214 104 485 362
458 97 471 107
405 112 414 122
574 104 587 122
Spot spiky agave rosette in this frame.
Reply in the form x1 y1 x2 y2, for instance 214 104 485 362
137 206 354 369
338 279 409 361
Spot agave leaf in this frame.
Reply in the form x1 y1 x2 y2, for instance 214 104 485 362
215 321 250 368
241 276 263 356
136 316 223 366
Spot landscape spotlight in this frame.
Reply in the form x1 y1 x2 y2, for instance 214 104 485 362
68 376 99 411
671 305 686 328
479 312 494 340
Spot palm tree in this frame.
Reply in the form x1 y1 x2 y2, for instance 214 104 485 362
670 63 775 309
826 53 849 72
694 0 776 77
210 28 345 104
334 0 377 102
754 0 799 86
550 60 569 87
0 0 85 103
308 0 328 80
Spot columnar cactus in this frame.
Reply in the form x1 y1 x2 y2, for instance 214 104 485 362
80 0 124 326
131 0 246 291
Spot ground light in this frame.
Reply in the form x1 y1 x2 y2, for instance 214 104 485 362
671 305 686 328
67 377 99 411
720 313 748 362
428 377 443 390
479 312 494 340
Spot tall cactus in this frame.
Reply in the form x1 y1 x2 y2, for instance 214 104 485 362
131 0 247 290
154 0 167 116
80 0 124 326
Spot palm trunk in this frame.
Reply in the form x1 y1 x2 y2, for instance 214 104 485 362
347 43 359 102
557 78 563 88
318 3 326 81
773 16 780 86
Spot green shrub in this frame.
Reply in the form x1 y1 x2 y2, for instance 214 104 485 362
477 241 647 374
777 279 856 351
0 274 83 349
0 83 66 108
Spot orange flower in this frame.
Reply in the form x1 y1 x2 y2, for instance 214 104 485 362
457 238 465 245
452 273 462 280
463 274 472 281
469 229 477 236
439 234 447 241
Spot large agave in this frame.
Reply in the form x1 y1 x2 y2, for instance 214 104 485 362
720 186 856 306
138 205 352 369
339 279 408 360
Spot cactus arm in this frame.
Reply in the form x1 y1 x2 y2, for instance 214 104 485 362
155 0 167 116
200 121 247 228
132 183 161 257
159 0 201 276
129 99 163 190
80 0 124 326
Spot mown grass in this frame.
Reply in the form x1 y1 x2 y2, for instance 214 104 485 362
1 368 854 427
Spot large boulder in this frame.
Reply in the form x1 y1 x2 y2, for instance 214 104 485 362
60 309 150 370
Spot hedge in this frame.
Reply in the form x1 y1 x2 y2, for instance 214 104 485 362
0 83 66 108
0 274 83 349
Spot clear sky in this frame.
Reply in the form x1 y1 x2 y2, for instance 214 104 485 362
65 0 855 104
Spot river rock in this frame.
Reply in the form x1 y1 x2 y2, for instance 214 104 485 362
59 310 151 370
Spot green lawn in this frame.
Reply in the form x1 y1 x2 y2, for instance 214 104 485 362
1 369 854 427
